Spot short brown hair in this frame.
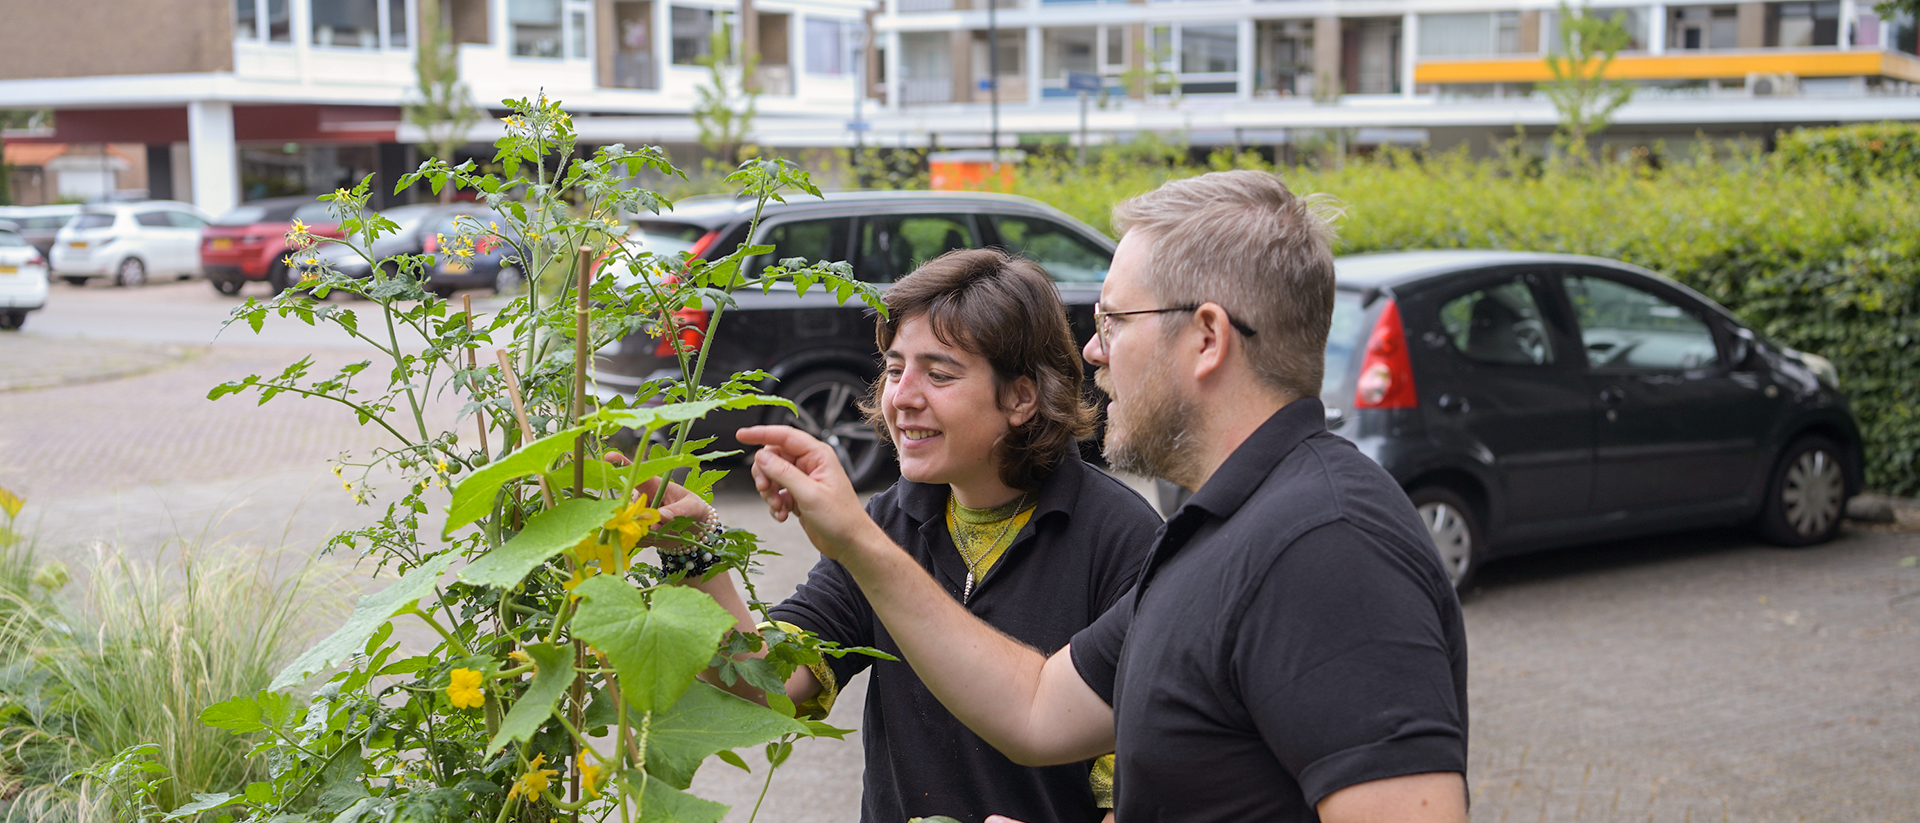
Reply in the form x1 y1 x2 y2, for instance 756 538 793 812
863 248 1096 491
1113 170 1341 400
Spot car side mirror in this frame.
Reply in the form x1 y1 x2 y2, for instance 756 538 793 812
1727 327 1757 371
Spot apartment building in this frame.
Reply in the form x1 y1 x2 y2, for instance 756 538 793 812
0 0 876 216
863 0 1920 152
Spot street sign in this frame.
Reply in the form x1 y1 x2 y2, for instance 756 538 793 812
978 78 996 91
845 121 872 132
1065 71 1101 93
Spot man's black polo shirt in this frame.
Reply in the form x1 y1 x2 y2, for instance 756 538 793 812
1070 398 1469 820
770 453 1162 823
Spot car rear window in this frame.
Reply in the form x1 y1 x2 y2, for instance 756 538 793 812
24 215 70 230
71 213 115 230
630 221 711 258
0 231 25 247
293 202 344 224
989 214 1110 283
1322 291 1368 401
215 206 270 226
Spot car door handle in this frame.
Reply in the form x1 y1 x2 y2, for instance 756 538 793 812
1437 393 1471 414
1598 388 1626 407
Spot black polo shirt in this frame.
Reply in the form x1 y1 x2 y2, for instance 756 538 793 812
1070 398 1469 820
770 453 1161 823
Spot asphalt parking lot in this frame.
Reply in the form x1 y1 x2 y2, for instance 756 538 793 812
2 280 1916 822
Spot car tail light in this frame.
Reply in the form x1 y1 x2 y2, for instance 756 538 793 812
423 234 439 253
26 252 43 266
1354 299 1418 409
653 308 711 357
687 230 720 260
476 235 499 255
241 235 264 244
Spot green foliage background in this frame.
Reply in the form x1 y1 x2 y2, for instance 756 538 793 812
1001 129 1920 494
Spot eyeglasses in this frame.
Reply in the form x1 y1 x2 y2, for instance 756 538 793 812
1093 304 1257 352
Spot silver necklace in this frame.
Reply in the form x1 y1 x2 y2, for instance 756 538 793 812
950 492 1028 604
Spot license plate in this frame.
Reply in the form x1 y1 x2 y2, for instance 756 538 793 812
68 241 86 249
0 265 16 275
442 261 471 274
211 238 234 250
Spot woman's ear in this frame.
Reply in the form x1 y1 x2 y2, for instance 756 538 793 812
1003 375 1040 428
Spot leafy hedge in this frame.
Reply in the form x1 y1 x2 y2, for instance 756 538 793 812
1007 145 1920 494
1776 121 1920 181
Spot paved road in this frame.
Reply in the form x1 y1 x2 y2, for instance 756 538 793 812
3 280 1917 822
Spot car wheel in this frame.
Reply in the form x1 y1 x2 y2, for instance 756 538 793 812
61 276 88 287
768 369 895 490
0 312 22 331
494 266 523 295
267 262 292 295
210 277 244 296
1409 485 1483 591
1758 435 1847 547
114 257 148 288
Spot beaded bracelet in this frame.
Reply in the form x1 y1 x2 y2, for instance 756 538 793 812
659 505 725 578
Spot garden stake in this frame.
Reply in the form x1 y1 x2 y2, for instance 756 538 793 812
494 348 556 508
573 247 591 499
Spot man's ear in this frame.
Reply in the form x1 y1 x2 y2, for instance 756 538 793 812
1003 375 1040 428
1190 302 1234 381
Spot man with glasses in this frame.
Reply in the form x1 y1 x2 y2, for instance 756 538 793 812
741 171 1470 822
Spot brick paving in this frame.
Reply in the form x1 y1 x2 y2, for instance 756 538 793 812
4 281 1917 823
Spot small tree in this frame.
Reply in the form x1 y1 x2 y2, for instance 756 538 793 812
407 0 481 203
693 22 760 169
1543 2 1634 164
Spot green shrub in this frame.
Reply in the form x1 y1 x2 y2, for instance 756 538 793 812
1776 122 1920 181
1002 142 1920 494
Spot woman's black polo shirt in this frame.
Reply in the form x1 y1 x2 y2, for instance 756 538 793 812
1071 398 1470 820
769 453 1161 823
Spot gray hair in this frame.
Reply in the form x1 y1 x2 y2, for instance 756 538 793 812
1112 170 1342 401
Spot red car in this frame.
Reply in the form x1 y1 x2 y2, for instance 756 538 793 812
201 196 349 295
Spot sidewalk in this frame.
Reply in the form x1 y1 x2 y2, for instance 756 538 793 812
0 334 196 392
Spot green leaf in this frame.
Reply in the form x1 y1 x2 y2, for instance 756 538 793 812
444 426 587 534
269 554 457 690
460 498 621 589
244 781 274 806
644 681 807 789
627 771 729 823
315 741 368 814
570 577 734 715
587 396 794 435
162 793 241 821
486 643 576 754
201 690 298 735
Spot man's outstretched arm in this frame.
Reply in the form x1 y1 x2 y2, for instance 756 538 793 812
737 424 1116 766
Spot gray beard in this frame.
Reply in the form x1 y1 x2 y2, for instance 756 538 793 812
1100 367 1204 490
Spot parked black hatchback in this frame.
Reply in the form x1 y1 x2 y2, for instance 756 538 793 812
595 191 1117 488
1158 250 1862 590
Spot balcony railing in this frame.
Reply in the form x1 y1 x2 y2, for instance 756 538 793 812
901 77 954 104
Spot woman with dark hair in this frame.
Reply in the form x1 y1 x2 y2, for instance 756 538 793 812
661 248 1159 823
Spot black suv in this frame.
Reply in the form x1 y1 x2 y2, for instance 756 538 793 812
594 191 1118 488
1160 250 1862 589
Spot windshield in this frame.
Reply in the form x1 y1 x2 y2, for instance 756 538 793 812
1322 291 1368 402
384 206 438 237
629 222 710 259
215 206 269 226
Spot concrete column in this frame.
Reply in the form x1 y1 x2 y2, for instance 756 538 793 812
1649 4 1667 53
1736 2 1765 48
1027 24 1042 105
1237 17 1255 100
1401 12 1416 97
1313 16 1341 99
1838 0 1854 48
952 29 974 102
1128 22 1146 99
886 30 903 109
186 101 238 217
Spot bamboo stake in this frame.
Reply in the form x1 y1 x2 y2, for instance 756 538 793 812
494 348 556 508
464 294 490 464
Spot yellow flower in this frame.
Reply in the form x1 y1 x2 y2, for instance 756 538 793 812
302 257 319 266
579 761 602 799
331 465 342 478
508 754 556 800
341 478 353 490
290 218 307 233
604 502 661 550
434 457 449 474
508 649 532 667
561 563 601 594
352 492 365 505
447 667 485 709
282 255 295 268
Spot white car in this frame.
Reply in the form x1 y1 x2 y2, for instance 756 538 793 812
49 201 211 287
0 223 49 329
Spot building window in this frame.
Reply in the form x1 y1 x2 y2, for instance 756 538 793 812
900 31 951 104
1545 6 1649 52
1342 17 1401 95
1668 5 1738 50
572 9 589 57
612 0 657 88
1255 20 1313 96
1180 24 1237 73
1420 11 1534 57
1769 1 1840 47
511 0 563 56
235 0 293 42
806 18 859 76
312 0 409 50
1105 25 1125 67
671 6 717 65
1042 27 1097 80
